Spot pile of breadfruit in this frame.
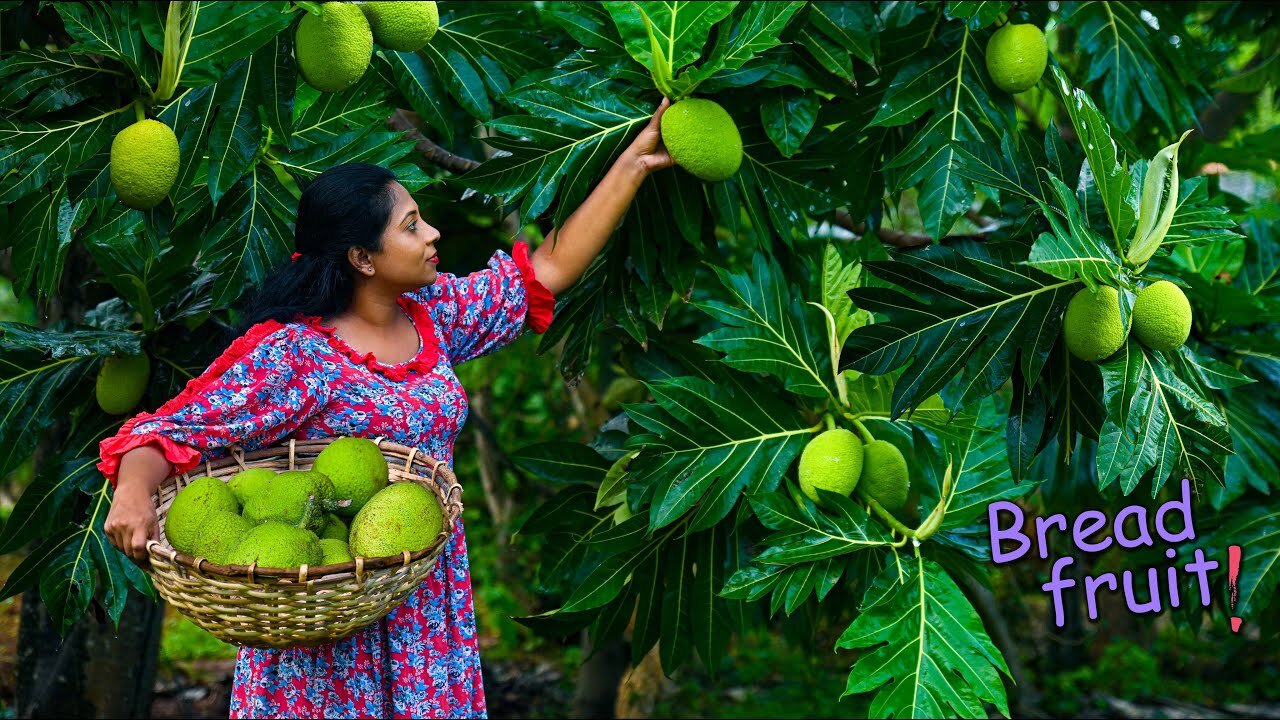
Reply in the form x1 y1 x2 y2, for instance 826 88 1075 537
163 437 443 569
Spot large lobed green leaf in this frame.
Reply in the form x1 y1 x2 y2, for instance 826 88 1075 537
58 1 156 89
511 441 613 485
871 23 1014 239
1050 65 1137 244
1095 343 1233 497
0 51 120 119
1025 175 1124 290
695 252 839 400
1160 178 1244 250
939 411 1036 530
465 70 653 222
1064 0 1197 134
1 472 153 633
842 244 1076 418
624 371 814 531
603 1 738 82
749 487 893 565
837 556 1011 719
0 325 139 480
945 1 1011 30
138 2 299 88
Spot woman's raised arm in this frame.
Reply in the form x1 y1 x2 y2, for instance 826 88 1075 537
528 98 675 297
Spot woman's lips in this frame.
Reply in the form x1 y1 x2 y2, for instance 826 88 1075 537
428 255 439 265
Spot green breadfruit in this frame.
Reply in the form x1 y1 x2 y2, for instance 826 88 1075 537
320 513 349 541
860 440 910 514
241 469 337 533
1062 285 1129 361
660 98 743 182
165 477 239 555
110 119 179 209
985 23 1048 93
311 437 389 518
349 482 443 558
798 429 864 503
228 467 276 507
188 511 253 565
1132 280 1192 352
229 521 323 568
601 376 646 412
296 2 373 92
0 277 36 324
96 353 150 415
317 538 354 565
360 0 438 52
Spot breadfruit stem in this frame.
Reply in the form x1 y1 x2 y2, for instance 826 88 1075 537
807 301 850 407
823 414 836 432
850 418 875 444
298 494 347 530
858 488 916 538
133 99 145 123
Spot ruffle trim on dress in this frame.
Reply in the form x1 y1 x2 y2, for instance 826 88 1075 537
298 295 441 382
97 319 289 486
512 241 556 334
97 432 204 488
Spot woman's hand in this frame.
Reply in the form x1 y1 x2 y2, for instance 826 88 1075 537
105 484 160 568
621 97 675 177
530 98 677 295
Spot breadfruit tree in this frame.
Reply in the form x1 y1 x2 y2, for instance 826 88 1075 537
1 1 1277 717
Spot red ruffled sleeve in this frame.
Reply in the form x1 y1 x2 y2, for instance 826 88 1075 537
97 321 331 488
511 241 556 334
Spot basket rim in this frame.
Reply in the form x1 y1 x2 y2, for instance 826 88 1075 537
146 436 462 581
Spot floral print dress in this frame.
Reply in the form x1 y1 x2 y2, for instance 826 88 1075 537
98 242 556 719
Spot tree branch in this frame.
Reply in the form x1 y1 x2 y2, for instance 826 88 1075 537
1198 50 1269 143
832 209 996 248
386 108 481 173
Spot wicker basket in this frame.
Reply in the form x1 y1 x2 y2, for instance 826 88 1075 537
145 436 463 650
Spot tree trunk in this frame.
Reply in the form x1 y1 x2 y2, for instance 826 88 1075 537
17 589 164 719
469 385 513 551
1045 549 1089 672
614 644 670 719
14 243 166 718
571 630 629 719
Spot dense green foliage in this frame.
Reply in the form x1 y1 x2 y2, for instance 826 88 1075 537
0 2 1278 717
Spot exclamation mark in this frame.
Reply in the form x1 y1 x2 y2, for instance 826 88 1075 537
1228 545 1243 633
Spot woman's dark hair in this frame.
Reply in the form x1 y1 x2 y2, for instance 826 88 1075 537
226 162 399 344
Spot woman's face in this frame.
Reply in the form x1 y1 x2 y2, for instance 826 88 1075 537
367 181 441 290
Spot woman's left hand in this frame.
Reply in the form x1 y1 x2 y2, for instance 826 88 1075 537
623 97 675 176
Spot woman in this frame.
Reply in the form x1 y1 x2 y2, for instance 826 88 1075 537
100 99 673 719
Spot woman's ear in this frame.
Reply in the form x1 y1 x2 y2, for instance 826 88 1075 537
348 246 376 276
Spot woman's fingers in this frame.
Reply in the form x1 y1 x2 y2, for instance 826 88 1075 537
648 96 671 129
130 524 153 568
105 497 158 567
